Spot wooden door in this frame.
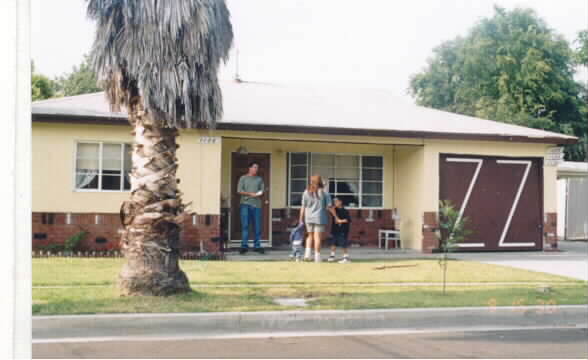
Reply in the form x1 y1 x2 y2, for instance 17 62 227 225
230 153 271 246
439 154 543 251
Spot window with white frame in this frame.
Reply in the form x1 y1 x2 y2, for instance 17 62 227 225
75 142 132 191
287 152 384 208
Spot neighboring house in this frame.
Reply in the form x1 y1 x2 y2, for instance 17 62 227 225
557 162 588 241
31 81 577 253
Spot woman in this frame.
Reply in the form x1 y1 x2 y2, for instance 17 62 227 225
298 175 339 262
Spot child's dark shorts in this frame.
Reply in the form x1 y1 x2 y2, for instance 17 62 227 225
329 233 349 248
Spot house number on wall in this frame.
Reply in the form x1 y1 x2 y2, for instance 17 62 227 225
198 136 221 144
545 147 564 167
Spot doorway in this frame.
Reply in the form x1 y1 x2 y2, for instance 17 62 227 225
230 152 271 247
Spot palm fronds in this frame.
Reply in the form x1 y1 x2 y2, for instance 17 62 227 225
87 0 233 128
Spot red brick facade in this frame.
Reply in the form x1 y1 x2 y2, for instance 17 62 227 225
32 212 221 253
181 214 222 253
33 212 123 252
270 208 397 248
422 211 439 253
543 212 558 250
33 210 555 253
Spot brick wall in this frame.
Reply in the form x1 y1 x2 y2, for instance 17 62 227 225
32 212 122 252
181 214 222 253
270 208 397 248
543 212 558 250
422 211 439 253
32 212 222 253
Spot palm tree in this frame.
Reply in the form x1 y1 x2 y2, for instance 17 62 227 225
86 0 233 296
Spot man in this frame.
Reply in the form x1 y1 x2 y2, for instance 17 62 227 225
237 161 265 254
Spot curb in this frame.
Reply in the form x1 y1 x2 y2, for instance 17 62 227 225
33 306 588 341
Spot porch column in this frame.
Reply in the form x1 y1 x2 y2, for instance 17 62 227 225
177 132 223 253
393 146 426 251
421 146 441 253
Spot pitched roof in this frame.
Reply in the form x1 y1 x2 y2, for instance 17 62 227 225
32 80 577 144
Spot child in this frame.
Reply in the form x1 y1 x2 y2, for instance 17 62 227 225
289 222 306 262
328 197 352 263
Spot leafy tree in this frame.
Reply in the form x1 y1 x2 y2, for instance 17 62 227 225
54 55 102 97
574 30 587 66
437 200 473 295
409 6 587 161
87 0 233 296
31 62 55 101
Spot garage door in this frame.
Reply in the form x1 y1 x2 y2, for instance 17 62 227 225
439 154 543 251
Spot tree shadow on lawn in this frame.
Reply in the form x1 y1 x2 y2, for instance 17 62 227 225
33 284 587 316
32 287 284 316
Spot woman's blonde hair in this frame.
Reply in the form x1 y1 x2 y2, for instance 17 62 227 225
307 174 325 197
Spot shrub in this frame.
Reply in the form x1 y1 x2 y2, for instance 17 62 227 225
437 200 473 294
64 230 88 252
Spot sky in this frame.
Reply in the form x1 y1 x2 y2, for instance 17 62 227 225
31 0 587 101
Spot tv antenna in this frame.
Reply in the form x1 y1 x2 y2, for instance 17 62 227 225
234 48 242 82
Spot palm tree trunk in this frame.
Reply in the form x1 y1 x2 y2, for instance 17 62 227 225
118 96 190 296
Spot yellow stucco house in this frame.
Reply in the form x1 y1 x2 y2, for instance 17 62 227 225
31 81 576 253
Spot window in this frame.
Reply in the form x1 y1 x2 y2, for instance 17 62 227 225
75 142 132 191
287 153 384 208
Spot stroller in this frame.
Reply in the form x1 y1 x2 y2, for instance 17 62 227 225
289 222 305 261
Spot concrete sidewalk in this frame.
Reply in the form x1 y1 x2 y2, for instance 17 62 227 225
225 247 422 261
226 241 588 280
33 305 587 343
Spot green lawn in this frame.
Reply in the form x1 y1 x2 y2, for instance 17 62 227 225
32 258 587 315
33 258 582 286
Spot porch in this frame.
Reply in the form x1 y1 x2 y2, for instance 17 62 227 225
216 134 426 251
224 247 421 261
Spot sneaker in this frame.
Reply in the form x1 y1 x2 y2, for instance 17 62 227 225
314 254 322 263
239 247 248 255
338 257 351 263
295 257 302 262
327 255 336 262
254 247 265 254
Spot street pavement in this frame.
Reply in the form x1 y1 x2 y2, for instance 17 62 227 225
33 306 587 358
33 327 588 358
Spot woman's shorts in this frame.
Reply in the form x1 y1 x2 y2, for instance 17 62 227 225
306 223 326 233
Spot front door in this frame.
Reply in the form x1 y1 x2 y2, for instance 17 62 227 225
230 153 271 247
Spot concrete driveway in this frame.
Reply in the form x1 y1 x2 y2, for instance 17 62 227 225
451 241 588 281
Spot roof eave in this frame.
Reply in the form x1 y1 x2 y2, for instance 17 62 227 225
31 114 578 145
215 122 578 145
32 113 128 126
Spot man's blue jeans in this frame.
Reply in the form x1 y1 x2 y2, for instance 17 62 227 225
240 204 262 249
